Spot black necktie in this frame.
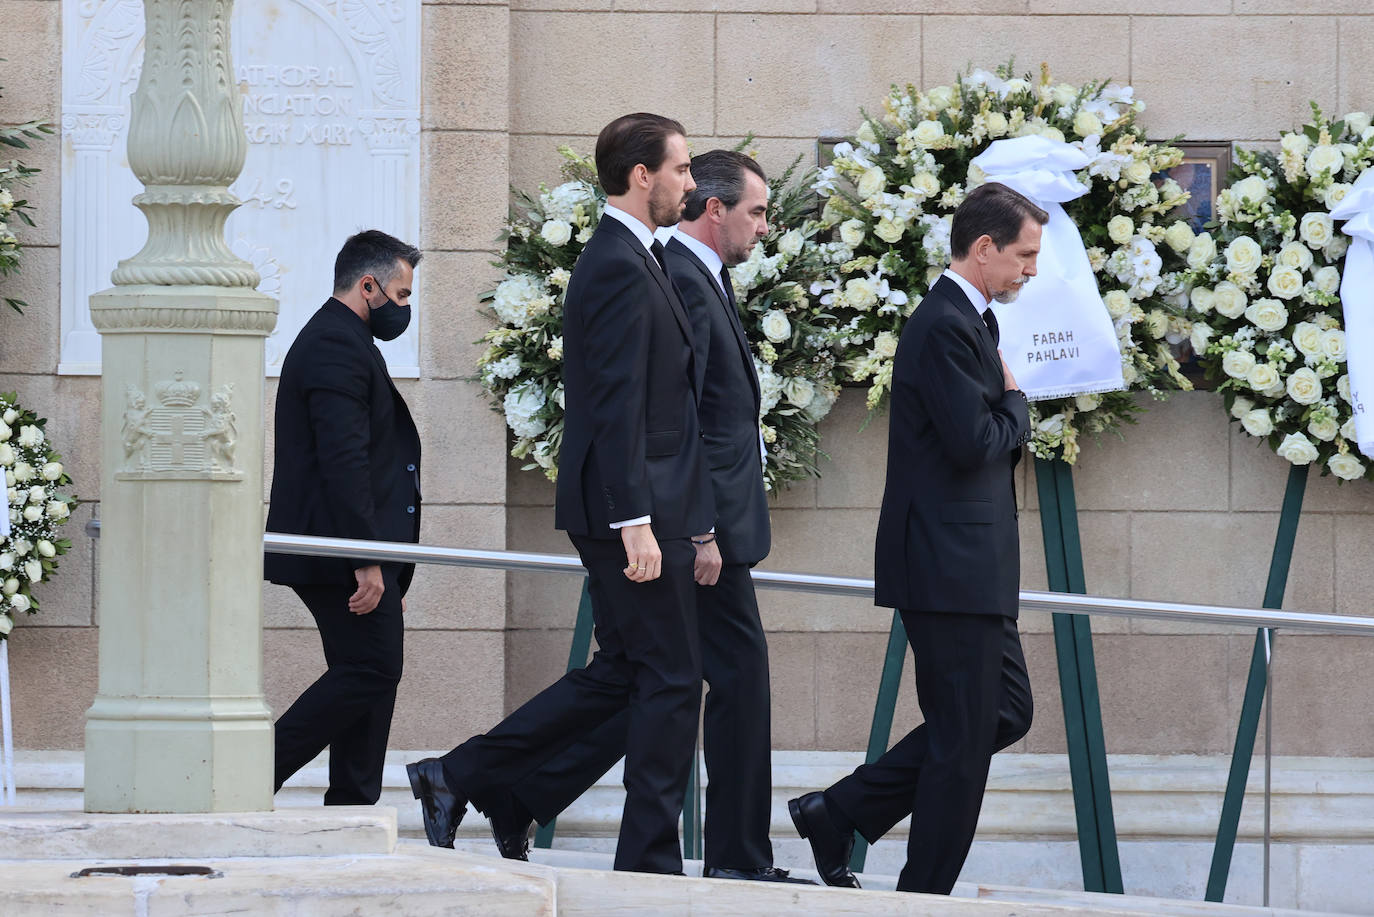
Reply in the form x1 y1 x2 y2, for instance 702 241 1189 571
983 307 1000 346
650 239 669 276
718 266 737 309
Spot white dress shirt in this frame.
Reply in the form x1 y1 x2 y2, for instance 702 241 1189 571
942 267 991 318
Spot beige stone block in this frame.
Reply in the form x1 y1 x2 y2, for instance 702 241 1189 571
0 373 102 503
768 631 819 750
508 132 597 201
512 0 612 9
1032 0 1223 11
921 16 1128 93
422 5 510 132
262 581 312 629
506 505 585 630
1334 514 1374 618
6 143 59 248
814 626 926 753
622 0 816 9
508 454 557 508
406 503 506 630
1093 635 1236 755
1019 511 1132 636
1044 392 1230 513
717 14 922 138
1241 0 1369 10
421 131 510 252
1228 424 1374 514
505 626 576 714
1131 17 1338 142
20 500 94 628
7 626 97 750
768 507 878 577
0 2 59 127
0 246 59 370
755 589 885 634
395 630 506 747
411 379 508 504
510 13 715 136
816 391 888 509
1013 632 1062 754
822 0 1016 10
421 251 502 381
264 628 326 719
769 475 817 510
1270 635 1374 757
1130 512 1335 632
1339 18 1374 116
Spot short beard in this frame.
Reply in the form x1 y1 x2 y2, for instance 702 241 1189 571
992 276 1028 304
649 193 685 229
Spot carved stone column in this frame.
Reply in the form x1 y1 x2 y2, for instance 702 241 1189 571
84 0 278 813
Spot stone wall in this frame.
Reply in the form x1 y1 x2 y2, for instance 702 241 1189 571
1 0 1372 760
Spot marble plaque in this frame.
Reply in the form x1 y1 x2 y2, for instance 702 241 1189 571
60 0 422 376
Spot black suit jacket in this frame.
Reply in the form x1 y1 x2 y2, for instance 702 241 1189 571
873 275 1030 616
264 298 422 591
555 217 714 540
664 236 770 566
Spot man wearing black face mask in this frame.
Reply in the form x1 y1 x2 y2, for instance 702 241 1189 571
265 229 423 805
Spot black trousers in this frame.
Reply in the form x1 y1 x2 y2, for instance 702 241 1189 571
273 569 405 805
441 534 702 874
509 561 775 870
826 610 1032 895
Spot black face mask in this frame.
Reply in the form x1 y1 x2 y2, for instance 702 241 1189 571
365 286 411 342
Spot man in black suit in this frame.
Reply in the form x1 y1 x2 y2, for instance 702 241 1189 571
789 182 1046 894
407 113 715 876
266 229 423 806
470 151 811 882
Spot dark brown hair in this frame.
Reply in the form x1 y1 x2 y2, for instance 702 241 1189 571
950 182 1049 259
595 113 687 196
681 150 768 222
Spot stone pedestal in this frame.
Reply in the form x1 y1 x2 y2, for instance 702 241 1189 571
82 0 278 813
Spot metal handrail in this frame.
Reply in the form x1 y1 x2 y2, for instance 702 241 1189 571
82 521 1374 636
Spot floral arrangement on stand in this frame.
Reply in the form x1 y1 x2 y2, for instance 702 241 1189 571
474 146 844 491
814 62 1200 462
0 76 54 315
0 393 76 638
1183 105 1374 481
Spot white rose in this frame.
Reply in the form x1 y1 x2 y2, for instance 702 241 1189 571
23 558 42 583
1163 221 1196 254
11 539 30 556
1277 241 1314 272
872 331 899 359
539 220 573 247
36 540 55 558
761 309 792 343
0 443 13 466
1123 160 1152 185
46 500 69 521
1280 131 1312 158
1225 236 1263 275
1276 432 1319 465
1242 408 1274 437
911 120 946 147
1245 297 1289 331
1326 235 1350 262
501 383 548 439
1323 183 1353 209
985 111 1009 137
1073 109 1103 138
857 166 887 200
839 219 866 249
1266 267 1304 300
1342 416 1358 440
1146 310 1169 339
0 422 9 442
874 217 905 244
1075 393 1101 412
782 377 815 409
1107 216 1134 245
1345 111 1373 135
1292 321 1323 357
1222 350 1256 379
17 425 42 448
1231 396 1255 420
0 552 12 571
1188 232 1217 270
40 462 62 481
1339 374 1353 403
1313 266 1341 294
1103 289 1132 319
1300 212 1335 248
0 613 11 635
1212 282 1248 319
1329 452 1366 480
26 485 44 505
1321 329 1348 362
844 278 879 311
1286 367 1322 404
9 594 29 614
0 408 15 425
855 120 879 145
1 578 16 596
777 229 804 258
1309 415 1340 441
1036 414 1065 436
1306 144 1344 177
22 505 41 522
1246 362 1280 392
1191 322 1214 354
1231 175 1270 205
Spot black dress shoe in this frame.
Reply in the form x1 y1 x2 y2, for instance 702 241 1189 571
483 791 535 861
703 865 818 885
406 757 467 849
788 792 861 889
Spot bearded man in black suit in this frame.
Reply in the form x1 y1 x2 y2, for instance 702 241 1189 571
408 113 715 876
266 229 423 806
789 182 1046 895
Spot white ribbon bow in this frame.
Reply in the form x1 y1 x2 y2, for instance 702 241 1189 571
1331 169 1374 459
969 136 1127 401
